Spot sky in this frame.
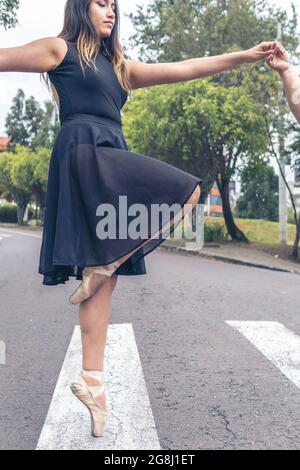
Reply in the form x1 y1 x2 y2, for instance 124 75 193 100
0 0 299 135
0 0 150 134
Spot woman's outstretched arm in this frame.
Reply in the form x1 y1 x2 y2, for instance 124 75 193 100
0 37 66 73
267 42 300 123
125 41 278 90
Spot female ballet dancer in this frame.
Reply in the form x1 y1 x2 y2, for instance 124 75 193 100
267 41 300 123
0 0 278 437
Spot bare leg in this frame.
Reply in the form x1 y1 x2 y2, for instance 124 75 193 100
79 274 118 409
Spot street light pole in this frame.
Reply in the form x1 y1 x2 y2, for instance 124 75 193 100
277 22 287 246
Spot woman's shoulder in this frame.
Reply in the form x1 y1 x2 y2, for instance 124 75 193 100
47 37 74 72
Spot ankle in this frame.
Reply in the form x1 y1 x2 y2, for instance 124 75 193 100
81 369 104 385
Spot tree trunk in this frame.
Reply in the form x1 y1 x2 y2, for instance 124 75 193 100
14 192 30 225
37 192 46 226
218 179 249 242
40 206 46 226
16 201 28 225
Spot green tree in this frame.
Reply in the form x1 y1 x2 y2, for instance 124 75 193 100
0 146 33 224
5 89 59 149
30 147 50 224
31 100 60 149
123 78 269 240
5 89 29 146
0 144 50 224
126 0 299 242
127 0 298 62
276 121 300 257
236 163 279 221
0 0 20 29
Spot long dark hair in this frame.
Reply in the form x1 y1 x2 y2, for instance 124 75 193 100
40 0 131 106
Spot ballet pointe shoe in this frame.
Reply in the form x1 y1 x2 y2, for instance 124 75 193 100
69 261 121 305
70 370 108 438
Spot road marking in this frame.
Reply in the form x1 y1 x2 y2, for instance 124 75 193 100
0 341 6 365
36 324 161 450
226 321 300 389
0 233 12 238
0 229 41 239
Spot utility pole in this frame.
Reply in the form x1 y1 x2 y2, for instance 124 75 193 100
277 22 287 246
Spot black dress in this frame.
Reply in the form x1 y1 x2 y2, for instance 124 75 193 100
38 40 202 285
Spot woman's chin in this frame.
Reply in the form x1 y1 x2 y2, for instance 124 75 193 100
101 26 113 35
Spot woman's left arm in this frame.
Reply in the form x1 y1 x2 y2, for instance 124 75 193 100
126 41 277 90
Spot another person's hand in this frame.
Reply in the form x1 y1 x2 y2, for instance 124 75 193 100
267 42 290 74
266 41 300 123
244 41 277 63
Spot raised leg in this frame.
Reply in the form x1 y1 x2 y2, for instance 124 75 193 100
69 183 201 304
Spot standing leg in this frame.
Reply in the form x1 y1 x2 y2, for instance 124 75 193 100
78 275 118 410
70 275 118 437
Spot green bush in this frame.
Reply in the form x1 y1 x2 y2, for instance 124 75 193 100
0 203 18 222
287 207 297 225
0 203 35 223
204 223 226 242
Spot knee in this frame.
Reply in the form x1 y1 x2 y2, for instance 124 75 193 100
80 324 94 337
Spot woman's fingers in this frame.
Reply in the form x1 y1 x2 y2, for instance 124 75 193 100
261 41 277 51
262 48 276 58
274 41 288 60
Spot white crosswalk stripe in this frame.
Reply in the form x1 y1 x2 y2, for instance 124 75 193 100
226 321 300 389
0 341 6 365
36 323 161 450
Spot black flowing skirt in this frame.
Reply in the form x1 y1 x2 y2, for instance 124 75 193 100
38 113 202 285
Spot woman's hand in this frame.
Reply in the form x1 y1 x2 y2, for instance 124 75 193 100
267 41 290 74
243 41 278 64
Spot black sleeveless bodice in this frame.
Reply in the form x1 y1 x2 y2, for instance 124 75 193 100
47 40 128 126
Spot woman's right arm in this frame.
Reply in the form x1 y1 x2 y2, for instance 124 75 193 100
0 37 66 73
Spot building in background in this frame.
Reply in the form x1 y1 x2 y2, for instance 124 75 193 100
205 180 237 217
0 136 12 152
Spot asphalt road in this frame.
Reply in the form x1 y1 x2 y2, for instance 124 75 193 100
0 228 300 450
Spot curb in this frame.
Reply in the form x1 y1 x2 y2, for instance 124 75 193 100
160 243 300 275
1 224 299 275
